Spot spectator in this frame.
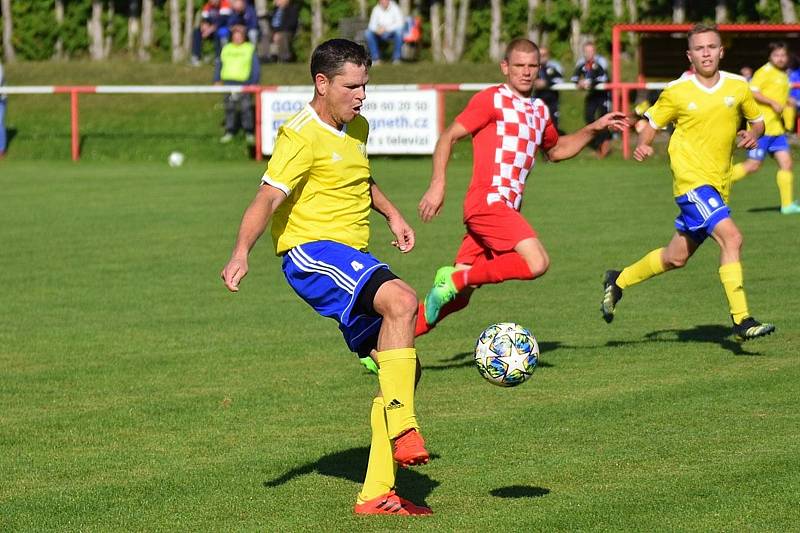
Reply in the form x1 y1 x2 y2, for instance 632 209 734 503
740 65 753 81
191 0 233 66
572 42 612 158
267 0 299 63
533 47 564 133
214 24 260 145
0 60 6 158
228 0 259 45
365 0 405 65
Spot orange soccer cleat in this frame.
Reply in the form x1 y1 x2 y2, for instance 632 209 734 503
354 491 432 516
392 429 429 467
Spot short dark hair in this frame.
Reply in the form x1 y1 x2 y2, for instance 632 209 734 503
687 23 721 45
769 41 789 54
503 38 539 61
310 39 371 81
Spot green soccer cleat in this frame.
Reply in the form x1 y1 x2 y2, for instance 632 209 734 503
732 316 775 342
601 270 623 324
423 266 457 325
780 202 800 215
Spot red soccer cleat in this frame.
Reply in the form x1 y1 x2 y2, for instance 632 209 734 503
393 428 429 467
354 490 433 516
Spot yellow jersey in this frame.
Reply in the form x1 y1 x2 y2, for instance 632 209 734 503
645 71 763 201
750 62 790 136
262 104 372 255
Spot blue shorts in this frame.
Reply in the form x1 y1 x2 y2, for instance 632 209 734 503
282 240 388 353
674 185 731 244
747 134 790 161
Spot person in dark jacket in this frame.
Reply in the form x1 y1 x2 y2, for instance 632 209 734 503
572 42 612 158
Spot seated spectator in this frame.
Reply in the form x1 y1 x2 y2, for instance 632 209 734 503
191 0 233 66
228 0 259 45
214 24 260 145
0 60 6 158
365 0 405 65
267 0 299 63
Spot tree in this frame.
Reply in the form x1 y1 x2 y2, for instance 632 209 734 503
140 0 154 60
54 0 65 60
780 0 797 23
88 0 105 60
2 0 16 62
169 0 184 62
489 0 502 62
441 0 468 63
311 0 323 50
183 0 194 59
527 0 541 45
430 1 442 62
716 0 728 23
673 0 686 24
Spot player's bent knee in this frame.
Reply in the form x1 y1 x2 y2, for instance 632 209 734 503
375 280 418 320
664 253 689 269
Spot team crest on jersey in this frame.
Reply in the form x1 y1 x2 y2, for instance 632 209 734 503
357 142 367 157
724 96 735 107
687 102 697 111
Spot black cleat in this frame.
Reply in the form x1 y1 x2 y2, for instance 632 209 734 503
601 270 623 324
732 316 775 342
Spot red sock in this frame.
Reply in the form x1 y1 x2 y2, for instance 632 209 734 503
415 293 473 337
454 253 534 290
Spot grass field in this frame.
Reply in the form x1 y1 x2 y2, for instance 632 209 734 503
2 152 799 531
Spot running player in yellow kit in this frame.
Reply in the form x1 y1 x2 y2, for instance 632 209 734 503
730 41 800 214
600 23 775 341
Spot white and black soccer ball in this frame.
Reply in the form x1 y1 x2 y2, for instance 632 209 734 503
474 322 539 387
168 151 185 167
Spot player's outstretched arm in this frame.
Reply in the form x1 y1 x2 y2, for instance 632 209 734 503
371 179 415 253
221 184 286 292
418 121 470 222
546 112 628 161
633 121 658 161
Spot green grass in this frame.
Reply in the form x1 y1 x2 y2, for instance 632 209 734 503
2 154 799 531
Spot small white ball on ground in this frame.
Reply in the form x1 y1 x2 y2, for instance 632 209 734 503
168 151 185 167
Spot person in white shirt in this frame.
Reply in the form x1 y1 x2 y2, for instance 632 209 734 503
365 0 405 64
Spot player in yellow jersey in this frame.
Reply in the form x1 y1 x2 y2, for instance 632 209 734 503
601 23 776 341
221 39 432 516
730 41 800 214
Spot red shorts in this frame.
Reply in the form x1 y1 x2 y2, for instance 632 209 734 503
454 202 538 265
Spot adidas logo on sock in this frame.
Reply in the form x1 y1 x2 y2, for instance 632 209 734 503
386 399 404 410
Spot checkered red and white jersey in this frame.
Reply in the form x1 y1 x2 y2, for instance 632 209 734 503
456 84 558 212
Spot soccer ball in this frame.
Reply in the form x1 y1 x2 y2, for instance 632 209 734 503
474 322 539 387
168 151 185 167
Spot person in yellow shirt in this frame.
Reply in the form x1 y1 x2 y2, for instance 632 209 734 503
730 42 800 214
601 23 775 342
220 39 432 516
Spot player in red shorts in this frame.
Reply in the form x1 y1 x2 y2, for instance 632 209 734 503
416 38 628 334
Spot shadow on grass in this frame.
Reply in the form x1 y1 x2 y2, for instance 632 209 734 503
425 344 558 372
490 485 550 498
746 206 780 213
607 324 760 356
264 446 440 504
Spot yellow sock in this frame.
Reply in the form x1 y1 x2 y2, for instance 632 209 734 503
719 262 749 324
776 170 794 208
731 162 748 184
357 397 397 503
616 248 667 290
375 348 419 438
